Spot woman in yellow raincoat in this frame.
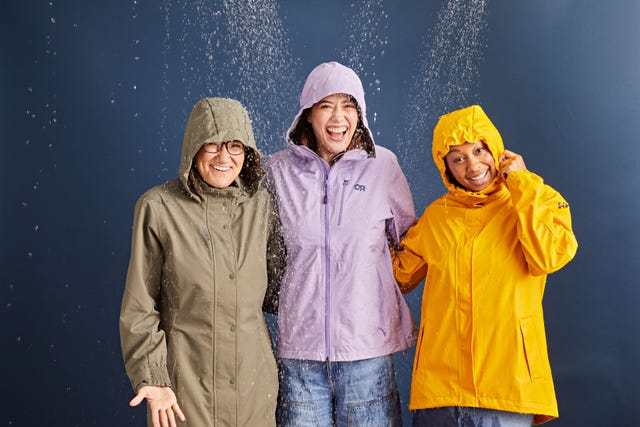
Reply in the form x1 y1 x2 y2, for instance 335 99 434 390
393 105 577 426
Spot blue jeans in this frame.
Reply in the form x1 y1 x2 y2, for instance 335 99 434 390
277 355 402 426
412 407 533 427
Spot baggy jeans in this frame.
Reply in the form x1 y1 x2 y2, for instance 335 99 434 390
277 355 403 426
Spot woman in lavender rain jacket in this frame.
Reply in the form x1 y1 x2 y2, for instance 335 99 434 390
265 61 418 426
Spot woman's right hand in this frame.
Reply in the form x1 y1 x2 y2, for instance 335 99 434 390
129 385 186 427
498 149 527 180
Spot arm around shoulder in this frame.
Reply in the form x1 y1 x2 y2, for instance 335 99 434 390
391 214 428 293
393 244 427 293
382 147 417 244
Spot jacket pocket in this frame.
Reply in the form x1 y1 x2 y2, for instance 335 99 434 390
519 316 545 382
337 179 350 226
412 326 426 377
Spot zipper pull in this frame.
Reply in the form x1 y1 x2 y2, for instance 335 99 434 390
323 181 328 204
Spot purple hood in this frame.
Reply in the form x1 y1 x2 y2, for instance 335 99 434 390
287 61 376 150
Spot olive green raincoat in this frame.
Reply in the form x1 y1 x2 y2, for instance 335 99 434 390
120 98 284 426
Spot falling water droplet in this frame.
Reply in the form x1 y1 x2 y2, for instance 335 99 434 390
399 0 488 195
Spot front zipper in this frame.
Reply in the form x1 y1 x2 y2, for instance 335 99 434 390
318 155 346 359
322 173 331 359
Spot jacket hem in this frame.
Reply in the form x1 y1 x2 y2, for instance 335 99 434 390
278 338 417 362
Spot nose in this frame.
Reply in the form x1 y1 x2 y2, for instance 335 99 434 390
331 105 345 120
466 155 482 170
215 145 231 160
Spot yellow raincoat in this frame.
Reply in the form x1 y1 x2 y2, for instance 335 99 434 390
393 105 577 424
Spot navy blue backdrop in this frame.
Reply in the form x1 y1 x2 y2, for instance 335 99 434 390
2 1 639 426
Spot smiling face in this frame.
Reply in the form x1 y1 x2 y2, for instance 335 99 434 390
308 93 359 163
194 142 245 188
444 141 497 192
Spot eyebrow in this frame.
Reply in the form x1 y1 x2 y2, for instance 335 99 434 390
319 95 355 104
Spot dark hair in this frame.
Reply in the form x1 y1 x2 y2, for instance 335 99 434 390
288 95 373 155
238 147 264 194
444 162 463 189
289 108 317 150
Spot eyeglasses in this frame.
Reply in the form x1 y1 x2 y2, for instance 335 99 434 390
202 141 245 156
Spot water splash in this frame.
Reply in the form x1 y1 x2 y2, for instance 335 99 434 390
221 0 300 154
399 0 489 200
338 0 389 143
159 0 300 161
340 0 389 114
158 0 232 174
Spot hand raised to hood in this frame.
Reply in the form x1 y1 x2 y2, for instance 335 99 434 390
499 149 527 180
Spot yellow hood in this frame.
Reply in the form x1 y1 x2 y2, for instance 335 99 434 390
432 105 504 200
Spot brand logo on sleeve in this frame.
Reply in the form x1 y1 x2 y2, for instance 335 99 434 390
353 184 366 192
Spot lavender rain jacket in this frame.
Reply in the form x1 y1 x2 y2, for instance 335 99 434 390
265 62 418 361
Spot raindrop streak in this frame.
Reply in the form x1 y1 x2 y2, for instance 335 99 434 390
399 0 489 195
340 0 388 128
159 0 299 162
340 0 388 96
220 0 300 154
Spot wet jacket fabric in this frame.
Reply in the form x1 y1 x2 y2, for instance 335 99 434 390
393 105 577 425
265 62 418 362
120 98 284 426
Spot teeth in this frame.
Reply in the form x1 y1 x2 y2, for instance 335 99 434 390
468 170 488 181
327 126 347 133
213 165 231 172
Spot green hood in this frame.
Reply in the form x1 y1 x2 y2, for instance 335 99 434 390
179 97 263 200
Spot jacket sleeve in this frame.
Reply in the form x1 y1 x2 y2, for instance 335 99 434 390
392 215 428 293
386 154 417 247
263 190 286 314
119 195 172 392
506 170 578 276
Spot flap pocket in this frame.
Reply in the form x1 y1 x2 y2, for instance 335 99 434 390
519 316 546 382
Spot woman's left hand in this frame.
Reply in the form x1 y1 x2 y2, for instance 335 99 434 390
498 149 527 180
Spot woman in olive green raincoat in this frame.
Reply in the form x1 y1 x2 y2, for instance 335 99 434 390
120 97 284 427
